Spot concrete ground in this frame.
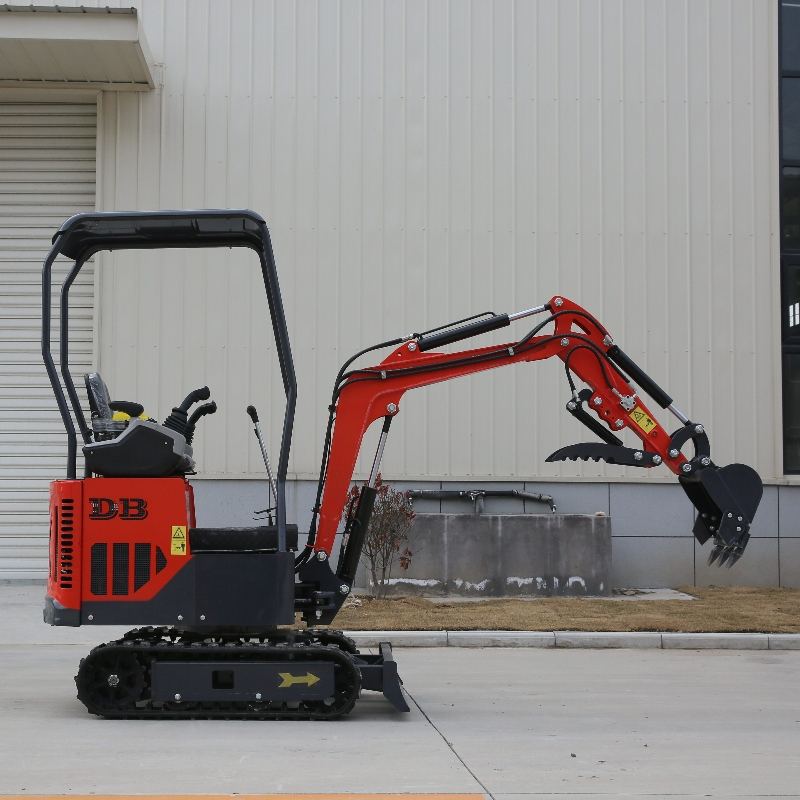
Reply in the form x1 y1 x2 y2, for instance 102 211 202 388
1 584 799 799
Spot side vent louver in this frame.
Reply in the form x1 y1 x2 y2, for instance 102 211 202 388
134 543 151 591
57 498 75 589
112 543 129 595
92 543 154 596
90 543 107 595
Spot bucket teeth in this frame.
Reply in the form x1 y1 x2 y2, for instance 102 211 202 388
708 539 745 569
716 547 732 567
726 550 743 568
707 544 724 567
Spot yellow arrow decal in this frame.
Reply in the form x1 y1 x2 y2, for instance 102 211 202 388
278 671 320 688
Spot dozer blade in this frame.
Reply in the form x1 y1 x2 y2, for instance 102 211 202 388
680 463 763 567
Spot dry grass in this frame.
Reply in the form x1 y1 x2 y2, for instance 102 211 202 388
333 587 800 633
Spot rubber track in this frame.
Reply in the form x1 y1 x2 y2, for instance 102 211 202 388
76 627 362 720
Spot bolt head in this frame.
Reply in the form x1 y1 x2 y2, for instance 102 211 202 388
727 512 733 518
315 610 323 619
199 614 206 621
694 424 704 434
736 526 742 532
174 693 182 702
681 463 692 473
737 516 743 522
177 614 183 622
560 337 570 347
614 419 624 428
87 614 94 621
255 692 262 701
669 448 679 458
107 674 120 687
652 455 662 465
633 451 643 461
567 401 577 411
553 297 563 307
701 457 711 466
339 584 350 595
592 396 603 406
386 402 397 414
407 341 417 351
316 550 328 561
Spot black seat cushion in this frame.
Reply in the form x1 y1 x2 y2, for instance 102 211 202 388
189 525 298 553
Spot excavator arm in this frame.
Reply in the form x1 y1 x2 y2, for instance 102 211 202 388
295 295 763 623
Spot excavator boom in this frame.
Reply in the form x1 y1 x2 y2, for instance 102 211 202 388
298 294 763 606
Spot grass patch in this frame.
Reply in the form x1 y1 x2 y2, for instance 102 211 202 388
334 587 800 633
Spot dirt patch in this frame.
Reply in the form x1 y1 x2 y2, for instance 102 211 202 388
333 587 800 633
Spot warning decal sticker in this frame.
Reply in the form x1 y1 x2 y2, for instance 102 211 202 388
628 406 657 435
171 525 187 555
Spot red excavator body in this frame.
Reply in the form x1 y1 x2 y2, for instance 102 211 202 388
42 210 763 719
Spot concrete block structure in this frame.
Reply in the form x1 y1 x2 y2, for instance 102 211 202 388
367 512 611 597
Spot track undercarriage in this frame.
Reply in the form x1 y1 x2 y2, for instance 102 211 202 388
76 627 408 720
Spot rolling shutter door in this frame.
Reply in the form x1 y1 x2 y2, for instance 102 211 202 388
0 102 96 578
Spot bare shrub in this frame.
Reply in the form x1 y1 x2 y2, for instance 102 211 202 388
345 475 415 599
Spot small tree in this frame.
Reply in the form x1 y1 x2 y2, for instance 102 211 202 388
345 474 415 599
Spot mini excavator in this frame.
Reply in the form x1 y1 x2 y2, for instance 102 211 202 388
42 210 764 719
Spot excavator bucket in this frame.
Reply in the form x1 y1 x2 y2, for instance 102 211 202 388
680 463 763 567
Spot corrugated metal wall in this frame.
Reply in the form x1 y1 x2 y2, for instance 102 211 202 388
0 101 96 577
79 0 781 481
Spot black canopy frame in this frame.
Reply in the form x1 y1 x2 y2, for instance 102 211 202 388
41 209 297 549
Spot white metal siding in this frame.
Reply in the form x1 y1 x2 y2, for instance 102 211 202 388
0 102 96 578
70 0 781 482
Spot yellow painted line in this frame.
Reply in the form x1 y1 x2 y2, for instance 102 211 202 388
0 796 485 800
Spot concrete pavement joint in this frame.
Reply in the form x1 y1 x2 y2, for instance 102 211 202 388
343 630 800 650
405 687 496 800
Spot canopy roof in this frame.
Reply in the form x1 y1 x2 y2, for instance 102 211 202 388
53 210 269 260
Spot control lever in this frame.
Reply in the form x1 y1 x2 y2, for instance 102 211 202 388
247 405 278 507
185 401 217 445
163 386 212 436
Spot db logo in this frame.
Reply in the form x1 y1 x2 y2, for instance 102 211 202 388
89 497 148 521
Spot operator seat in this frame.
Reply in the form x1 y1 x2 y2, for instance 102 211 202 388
85 372 144 440
82 372 195 478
